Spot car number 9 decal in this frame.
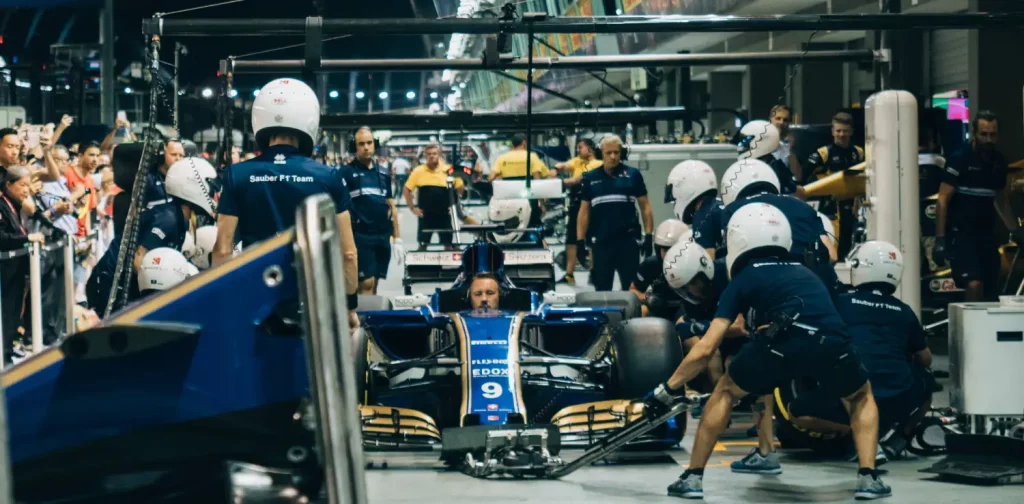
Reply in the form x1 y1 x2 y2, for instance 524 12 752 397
481 382 503 399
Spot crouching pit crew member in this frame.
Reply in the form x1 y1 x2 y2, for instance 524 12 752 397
736 119 799 196
630 218 690 318
405 143 463 250
782 241 933 459
576 134 654 291
86 157 217 311
646 203 890 501
341 126 402 295
212 77 360 328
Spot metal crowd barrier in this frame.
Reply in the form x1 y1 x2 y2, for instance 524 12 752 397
0 228 100 368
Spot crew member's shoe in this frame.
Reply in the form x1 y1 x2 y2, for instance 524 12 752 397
667 472 703 499
854 472 892 500
847 444 888 467
557 273 576 286
730 448 783 475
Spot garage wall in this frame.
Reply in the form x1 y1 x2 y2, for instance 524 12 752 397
931 29 970 93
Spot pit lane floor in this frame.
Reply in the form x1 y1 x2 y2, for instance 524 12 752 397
368 207 1014 503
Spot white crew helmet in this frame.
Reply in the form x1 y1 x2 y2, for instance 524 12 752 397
663 240 715 294
654 219 690 248
848 240 904 290
488 198 531 243
165 157 219 218
137 248 196 293
667 160 717 223
251 78 321 156
737 120 781 160
725 203 792 278
817 211 837 247
185 225 218 270
719 158 780 206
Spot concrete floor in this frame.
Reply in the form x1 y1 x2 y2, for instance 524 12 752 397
362 205 1017 503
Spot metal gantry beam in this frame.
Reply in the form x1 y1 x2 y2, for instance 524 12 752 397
144 13 1024 37
225 49 876 73
320 107 698 130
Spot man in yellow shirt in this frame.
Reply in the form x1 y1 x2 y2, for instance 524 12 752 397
488 133 554 181
556 138 602 285
404 144 464 250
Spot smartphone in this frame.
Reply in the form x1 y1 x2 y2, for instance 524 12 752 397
116 110 127 123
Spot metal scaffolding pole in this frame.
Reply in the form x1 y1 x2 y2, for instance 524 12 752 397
320 106 695 130
143 13 1024 37
226 49 875 74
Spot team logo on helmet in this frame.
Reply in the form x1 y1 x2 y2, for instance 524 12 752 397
889 251 897 260
274 114 284 123
152 257 161 265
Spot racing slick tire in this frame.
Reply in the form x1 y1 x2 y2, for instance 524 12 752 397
609 318 682 399
773 379 851 456
355 295 391 312
440 425 562 466
574 291 641 325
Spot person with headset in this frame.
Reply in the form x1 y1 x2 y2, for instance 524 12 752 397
645 203 890 501
212 78 360 326
629 218 690 319
340 126 402 295
781 241 934 461
576 134 654 292
556 137 602 285
717 158 839 295
143 138 186 211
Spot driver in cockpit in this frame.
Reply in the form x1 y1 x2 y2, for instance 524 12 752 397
468 273 501 310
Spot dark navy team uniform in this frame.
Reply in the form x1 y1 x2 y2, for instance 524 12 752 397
766 155 798 196
790 289 933 431
86 202 188 311
580 163 647 291
721 192 839 295
715 259 867 398
690 193 726 257
633 255 683 320
940 146 1007 298
218 145 352 247
144 171 172 210
340 159 394 281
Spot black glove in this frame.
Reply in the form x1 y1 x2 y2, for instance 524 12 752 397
643 382 685 418
640 234 654 258
646 292 665 312
931 236 948 266
576 239 589 264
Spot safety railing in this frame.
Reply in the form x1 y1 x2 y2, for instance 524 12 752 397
294 194 368 504
0 228 100 368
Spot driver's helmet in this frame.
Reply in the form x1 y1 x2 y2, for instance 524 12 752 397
488 198 531 243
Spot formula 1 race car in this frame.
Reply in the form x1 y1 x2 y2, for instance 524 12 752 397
358 242 685 459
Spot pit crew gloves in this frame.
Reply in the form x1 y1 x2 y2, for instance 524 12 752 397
644 381 685 417
931 236 948 266
575 239 589 263
640 233 654 258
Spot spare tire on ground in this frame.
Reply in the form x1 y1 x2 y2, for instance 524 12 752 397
574 291 641 325
609 317 682 399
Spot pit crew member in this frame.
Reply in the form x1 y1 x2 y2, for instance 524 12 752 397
489 133 554 229
933 111 1023 301
557 138 602 285
404 143 463 250
137 247 198 298
341 126 402 295
737 120 798 196
718 158 840 296
647 203 889 501
86 157 217 312
212 78 359 323
629 218 690 318
143 139 186 211
488 198 542 245
806 112 865 257
577 135 654 291
783 241 934 459
666 160 724 259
